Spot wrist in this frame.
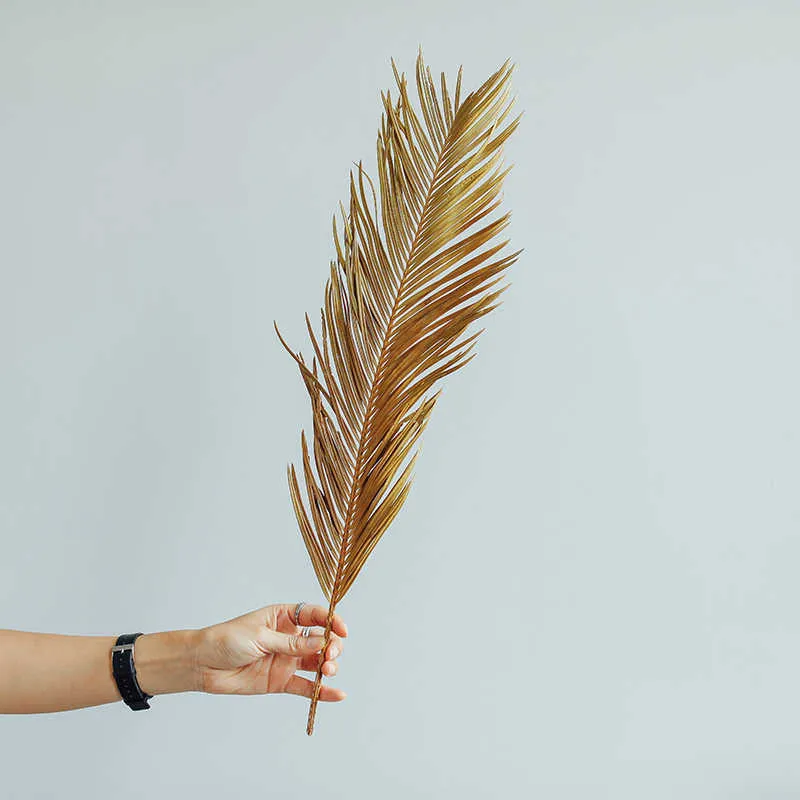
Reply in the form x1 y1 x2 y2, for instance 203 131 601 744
133 629 203 696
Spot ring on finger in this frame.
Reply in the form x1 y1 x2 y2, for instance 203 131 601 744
293 601 306 626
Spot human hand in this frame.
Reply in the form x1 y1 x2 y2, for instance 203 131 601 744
192 603 348 701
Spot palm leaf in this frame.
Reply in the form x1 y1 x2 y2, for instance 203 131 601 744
276 50 521 734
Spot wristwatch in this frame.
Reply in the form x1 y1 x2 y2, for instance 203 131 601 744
111 633 153 710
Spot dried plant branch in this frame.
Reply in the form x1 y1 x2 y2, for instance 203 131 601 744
276 49 521 734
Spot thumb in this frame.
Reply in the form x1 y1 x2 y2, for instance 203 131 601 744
259 630 326 658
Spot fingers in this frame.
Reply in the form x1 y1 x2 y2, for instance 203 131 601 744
301 628 343 657
285 675 346 702
279 603 348 637
298 654 338 676
257 624 345 665
295 628 343 675
258 629 326 658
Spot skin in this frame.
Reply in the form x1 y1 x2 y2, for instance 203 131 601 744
0 603 347 714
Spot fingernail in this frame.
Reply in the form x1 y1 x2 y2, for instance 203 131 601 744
329 645 340 659
309 636 326 651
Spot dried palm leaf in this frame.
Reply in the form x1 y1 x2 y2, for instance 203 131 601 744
276 50 521 734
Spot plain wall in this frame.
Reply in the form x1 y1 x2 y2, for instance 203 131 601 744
1 1 799 797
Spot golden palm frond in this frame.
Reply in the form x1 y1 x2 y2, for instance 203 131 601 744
276 50 521 734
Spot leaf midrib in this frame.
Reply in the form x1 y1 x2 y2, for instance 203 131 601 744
326 103 458 605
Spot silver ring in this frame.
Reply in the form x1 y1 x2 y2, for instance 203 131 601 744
293 601 306 626
301 626 312 638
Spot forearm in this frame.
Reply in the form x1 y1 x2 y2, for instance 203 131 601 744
0 629 202 714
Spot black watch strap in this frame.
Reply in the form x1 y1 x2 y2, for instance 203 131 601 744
111 633 152 711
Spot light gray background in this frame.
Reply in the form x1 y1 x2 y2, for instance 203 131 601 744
1 1 798 798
